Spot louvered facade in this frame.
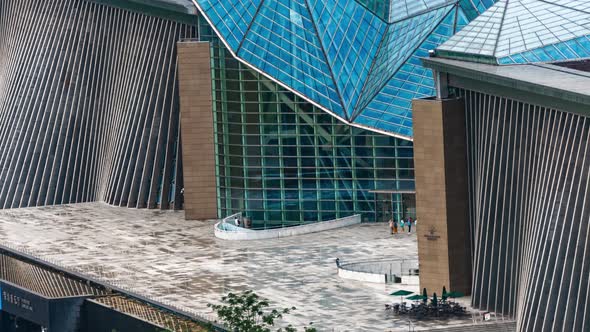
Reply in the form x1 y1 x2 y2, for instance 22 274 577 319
462 89 590 332
418 54 590 331
0 0 197 210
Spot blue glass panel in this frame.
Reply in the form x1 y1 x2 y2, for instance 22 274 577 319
577 36 590 54
356 4 453 113
521 51 540 62
511 53 527 63
544 45 566 61
500 35 590 65
355 0 389 21
455 6 470 33
238 0 345 118
565 39 588 58
197 0 262 50
389 0 452 22
198 0 496 139
497 56 516 65
308 0 386 116
355 7 458 137
459 0 497 21
531 48 552 62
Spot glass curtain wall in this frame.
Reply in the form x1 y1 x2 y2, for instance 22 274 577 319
203 27 415 228
355 0 390 21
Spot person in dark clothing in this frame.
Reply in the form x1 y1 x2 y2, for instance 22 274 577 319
407 216 413 233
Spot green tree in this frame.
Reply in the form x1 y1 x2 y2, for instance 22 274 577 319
208 290 316 332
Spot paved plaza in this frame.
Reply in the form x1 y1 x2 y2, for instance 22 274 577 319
0 203 489 331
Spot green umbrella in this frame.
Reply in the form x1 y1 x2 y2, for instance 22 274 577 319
390 290 414 296
390 290 413 303
445 291 465 299
406 294 427 301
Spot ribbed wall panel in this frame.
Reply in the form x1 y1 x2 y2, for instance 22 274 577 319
0 253 105 298
0 0 197 209
461 89 590 331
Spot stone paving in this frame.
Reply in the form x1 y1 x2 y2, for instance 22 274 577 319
0 203 493 331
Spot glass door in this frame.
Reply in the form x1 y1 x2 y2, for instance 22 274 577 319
375 193 393 223
392 193 416 221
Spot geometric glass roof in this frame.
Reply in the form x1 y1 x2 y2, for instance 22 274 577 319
437 0 590 65
193 0 497 139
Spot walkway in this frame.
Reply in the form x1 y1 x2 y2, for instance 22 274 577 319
0 203 494 331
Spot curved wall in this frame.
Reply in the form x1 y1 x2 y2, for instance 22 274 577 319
461 89 590 331
214 215 362 241
0 0 197 209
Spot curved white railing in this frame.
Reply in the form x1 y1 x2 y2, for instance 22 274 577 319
214 214 361 241
338 259 419 284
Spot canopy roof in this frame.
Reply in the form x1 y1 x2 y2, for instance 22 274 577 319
437 0 590 65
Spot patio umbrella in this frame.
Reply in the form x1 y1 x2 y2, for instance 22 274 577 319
406 294 427 301
445 291 465 300
390 290 413 303
446 292 465 299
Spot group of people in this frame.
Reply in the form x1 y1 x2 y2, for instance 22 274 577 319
388 216 415 234
233 216 252 228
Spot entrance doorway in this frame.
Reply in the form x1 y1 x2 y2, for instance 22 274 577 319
376 193 393 223
372 190 416 223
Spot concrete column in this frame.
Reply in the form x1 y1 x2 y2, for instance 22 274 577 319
177 41 217 220
412 97 471 296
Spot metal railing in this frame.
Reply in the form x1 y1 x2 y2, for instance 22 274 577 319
339 258 419 283
0 240 224 330
219 213 359 230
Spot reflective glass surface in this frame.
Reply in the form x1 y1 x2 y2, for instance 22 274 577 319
210 42 415 226
356 7 464 136
238 0 345 118
197 0 262 49
356 4 453 113
196 0 496 138
308 0 386 116
439 0 590 64
389 0 454 22
355 0 390 21
459 0 496 20
438 1 506 56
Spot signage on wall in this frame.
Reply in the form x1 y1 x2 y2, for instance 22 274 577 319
424 226 441 241
0 281 50 326
2 287 35 313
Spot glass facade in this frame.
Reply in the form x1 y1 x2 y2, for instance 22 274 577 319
194 0 496 138
354 4 461 137
439 0 590 65
192 0 500 226
355 0 390 21
208 38 415 227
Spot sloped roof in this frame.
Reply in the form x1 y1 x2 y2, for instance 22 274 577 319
194 0 497 138
437 0 590 65
389 0 453 22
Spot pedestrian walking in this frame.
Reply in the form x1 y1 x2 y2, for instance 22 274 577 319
389 218 394 234
407 216 413 233
399 218 405 232
389 218 398 234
